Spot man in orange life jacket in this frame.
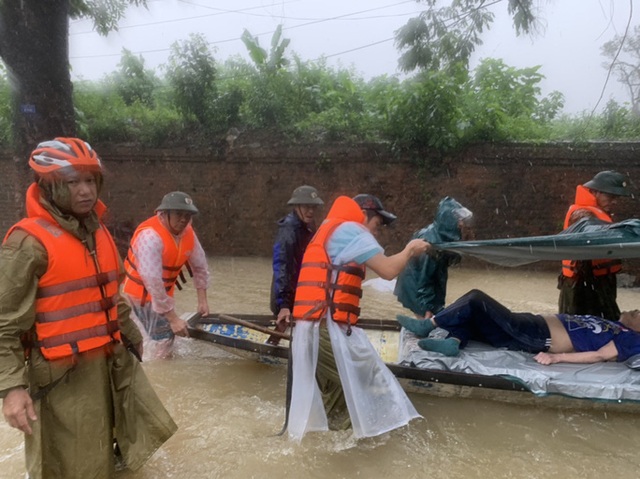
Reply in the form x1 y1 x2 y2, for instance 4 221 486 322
558 170 632 320
0 138 176 478
122 191 210 359
287 194 431 441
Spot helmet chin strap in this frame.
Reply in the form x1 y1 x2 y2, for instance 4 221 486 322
165 210 190 236
43 179 73 213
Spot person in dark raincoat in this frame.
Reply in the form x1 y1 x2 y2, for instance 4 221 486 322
0 138 176 479
394 197 474 319
268 185 323 344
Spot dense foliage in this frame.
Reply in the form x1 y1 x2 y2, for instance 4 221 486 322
2 34 640 151
395 0 536 73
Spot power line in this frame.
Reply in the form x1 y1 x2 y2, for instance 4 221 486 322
588 0 634 118
71 0 419 35
323 37 395 59
179 0 420 22
70 1 421 64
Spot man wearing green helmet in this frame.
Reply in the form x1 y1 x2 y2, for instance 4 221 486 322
268 185 324 345
123 191 211 359
558 170 633 320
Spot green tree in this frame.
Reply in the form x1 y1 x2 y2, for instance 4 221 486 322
549 101 640 142
166 33 218 127
74 80 131 142
239 27 295 128
109 48 159 107
0 0 147 155
240 24 290 75
601 24 640 114
291 60 369 141
463 58 563 141
395 0 536 73
382 66 468 151
75 77 186 146
369 58 564 151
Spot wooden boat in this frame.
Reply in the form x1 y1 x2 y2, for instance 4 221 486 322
186 313 640 412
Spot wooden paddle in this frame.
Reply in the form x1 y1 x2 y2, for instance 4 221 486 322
217 314 292 341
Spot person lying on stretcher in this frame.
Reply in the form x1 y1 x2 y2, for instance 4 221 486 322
397 289 640 365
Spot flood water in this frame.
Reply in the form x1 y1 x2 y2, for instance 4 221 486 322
2 257 640 478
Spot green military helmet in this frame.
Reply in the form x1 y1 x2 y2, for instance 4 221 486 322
155 191 199 214
287 185 324 206
583 170 632 197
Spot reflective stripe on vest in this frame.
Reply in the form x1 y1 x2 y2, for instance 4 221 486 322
562 187 622 278
292 218 365 325
8 217 121 360
122 215 195 304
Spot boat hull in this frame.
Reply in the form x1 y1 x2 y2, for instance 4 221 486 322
187 313 640 413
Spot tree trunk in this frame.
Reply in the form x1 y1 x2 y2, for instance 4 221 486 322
0 0 75 154
0 0 75 217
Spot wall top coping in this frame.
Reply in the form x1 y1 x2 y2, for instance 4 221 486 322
0 141 638 165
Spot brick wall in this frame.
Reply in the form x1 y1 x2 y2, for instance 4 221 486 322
1 139 639 277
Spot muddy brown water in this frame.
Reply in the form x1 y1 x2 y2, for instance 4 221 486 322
2 257 640 478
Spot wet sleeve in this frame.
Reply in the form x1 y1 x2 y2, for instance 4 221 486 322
272 224 297 311
110 240 144 345
117 300 143 346
190 234 210 290
415 256 442 313
0 231 47 396
133 229 175 315
612 331 640 362
328 223 383 265
395 252 441 317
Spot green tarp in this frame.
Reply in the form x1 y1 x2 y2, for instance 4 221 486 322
435 218 640 267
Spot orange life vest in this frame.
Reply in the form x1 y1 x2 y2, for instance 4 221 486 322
561 185 622 278
122 215 195 305
4 183 121 361
292 196 366 327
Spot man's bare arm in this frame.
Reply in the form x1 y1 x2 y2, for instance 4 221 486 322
365 239 430 280
534 341 618 365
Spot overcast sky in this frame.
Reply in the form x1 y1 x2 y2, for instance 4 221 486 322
69 0 636 114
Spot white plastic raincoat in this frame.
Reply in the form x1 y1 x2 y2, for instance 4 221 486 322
287 221 421 441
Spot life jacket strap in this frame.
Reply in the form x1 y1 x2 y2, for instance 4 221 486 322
329 264 365 279
331 302 361 317
35 294 120 323
31 320 120 350
36 270 119 299
298 300 328 321
329 283 363 298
